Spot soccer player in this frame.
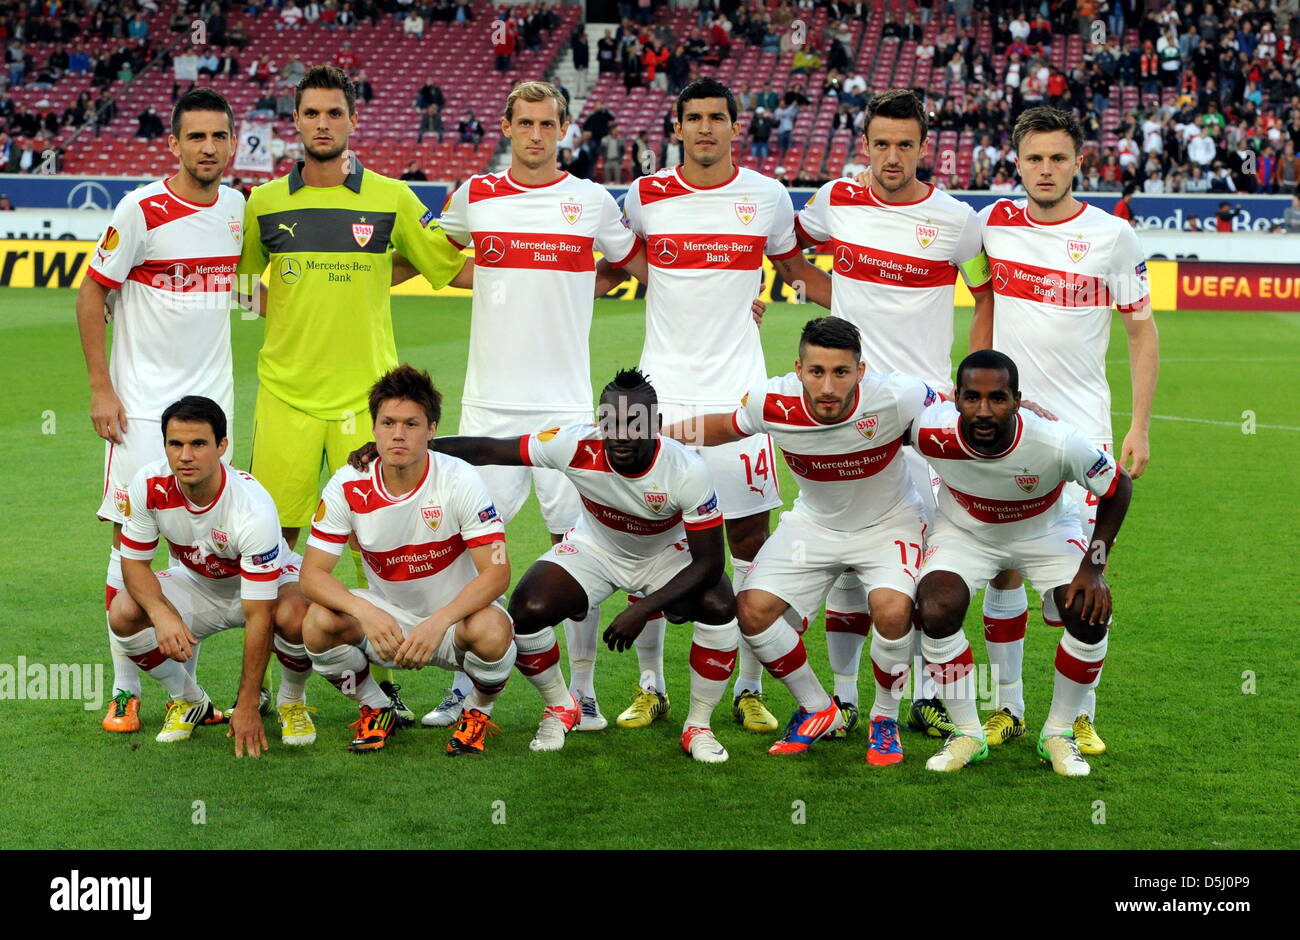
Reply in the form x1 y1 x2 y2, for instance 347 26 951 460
799 88 994 740
238 65 472 721
596 77 832 736
108 397 315 755
354 369 736 759
911 350 1131 776
300 366 516 756
424 80 640 732
665 318 938 764
78 88 245 734
972 107 1157 754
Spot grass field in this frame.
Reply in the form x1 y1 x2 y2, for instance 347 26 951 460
1 287 1297 850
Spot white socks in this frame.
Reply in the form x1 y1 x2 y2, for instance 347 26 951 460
982 584 1028 718
686 622 738 728
564 605 600 699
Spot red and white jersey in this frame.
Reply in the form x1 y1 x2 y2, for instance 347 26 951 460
624 166 800 406
520 424 723 558
733 371 939 531
85 180 243 422
119 460 285 602
913 402 1121 540
439 170 640 413
307 452 506 618
796 180 991 390
979 199 1150 443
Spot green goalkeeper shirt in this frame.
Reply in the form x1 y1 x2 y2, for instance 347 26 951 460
238 157 464 418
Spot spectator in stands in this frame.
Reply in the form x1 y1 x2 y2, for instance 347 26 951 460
775 99 797 155
135 105 165 140
842 70 867 108
989 167 1016 193
400 160 428 181
127 13 149 40
1114 187 1136 225
280 1 305 30
583 99 614 144
61 91 92 129
602 125 626 184
418 103 444 143
790 45 822 75
644 40 668 91
304 1 323 26
196 49 220 77
92 91 116 136
1276 140 1300 194
1284 194 1300 233
275 82 296 119
354 69 374 104
252 90 276 119
458 109 484 150
216 48 240 78
249 54 275 86
404 9 425 40
281 53 307 86
755 81 779 113
749 106 772 160
337 40 359 71
417 75 444 111
454 0 473 26
1157 26 1182 87
1215 201 1241 231
664 44 689 95
597 28 619 73
662 131 682 169
571 29 589 97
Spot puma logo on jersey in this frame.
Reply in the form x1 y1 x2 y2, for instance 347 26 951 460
278 222 299 237
650 179 670 192
153 483 168 496
583 444 600 461
483 176 500 192
928 434 949 454
774 400 795 419
149 200 170 214
1002 204 1015 218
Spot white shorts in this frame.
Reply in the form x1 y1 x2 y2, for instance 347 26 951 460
745 505 926 620
540 530 694 608
349 588 508 671
154 551 300 641
922 517 1088 611
458 404 587 534
97 418 236 524
660 401 782 521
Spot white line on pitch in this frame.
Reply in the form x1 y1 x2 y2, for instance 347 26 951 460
1113 411 1300 431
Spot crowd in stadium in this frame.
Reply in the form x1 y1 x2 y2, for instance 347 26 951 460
2 0 1300 200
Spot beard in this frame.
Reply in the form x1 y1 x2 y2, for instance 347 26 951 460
1027 186 1067 210
305 137 348 162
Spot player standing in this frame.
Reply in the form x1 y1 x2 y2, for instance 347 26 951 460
78 88 245 734
109 397 315 755
798 89 994 739
912 351 1131 776
597 77 831 735
238 66 472 721
300 367 516 756
972 107 1157 754
424 80 641 733
666 318 937 763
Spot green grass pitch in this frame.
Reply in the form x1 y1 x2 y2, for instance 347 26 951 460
1 288 1296 849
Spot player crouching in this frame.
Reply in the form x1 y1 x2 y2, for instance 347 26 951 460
300 366 516 756
109 396 315 755
913 351 1131 776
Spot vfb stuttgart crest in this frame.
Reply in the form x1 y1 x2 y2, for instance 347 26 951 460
1067 238 1090 263
421 504 443 531
561 201 582 225
113 486 130 518
644 490 669 513
916 224 938 249
856 413 879 441
352 221 375 248
211 528 230 546
228 220 242 243
735 201 757 225
1015 474 1040 493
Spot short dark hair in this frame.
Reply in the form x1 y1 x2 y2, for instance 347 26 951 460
676 77 737 124
603 367 657 404
296 65 357 115
956 349 1020 394
1012 106 1084 156
368 365 442 425
863 89 929 142
161 395 228 442
170 87 234 138
799 317 862 360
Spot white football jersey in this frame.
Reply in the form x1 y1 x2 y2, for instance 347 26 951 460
308 452 506 618
912 402 1121 540
86 180 243 422
733 371 938 531
119 460 285 602
796 180 991 390
521 424 723 558
439 170 639 413
979 199 1150 443
624 166 800 406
